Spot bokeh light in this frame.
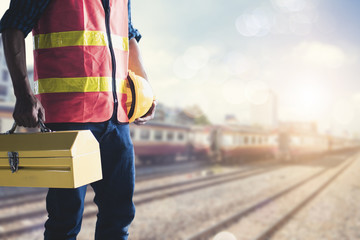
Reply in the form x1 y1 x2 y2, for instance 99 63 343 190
173 55 198 80
213 231 237 240
183 45 210 70
224 52 253 76
235 9 273 37
271 0 307 12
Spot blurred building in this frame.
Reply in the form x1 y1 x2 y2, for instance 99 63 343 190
0 37 36 132
251 91 278 129
0 37 14 132
0 37 13 102
224 114 238 124
0 37 34 104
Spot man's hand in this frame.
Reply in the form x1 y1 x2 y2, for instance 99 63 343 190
134 100 157 125
13 94 45 128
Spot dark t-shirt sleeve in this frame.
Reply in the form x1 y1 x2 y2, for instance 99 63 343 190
0 0 51 37
0 0 142 41
128 0 142 42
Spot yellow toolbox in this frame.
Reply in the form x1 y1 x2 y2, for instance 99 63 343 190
0 128 102 188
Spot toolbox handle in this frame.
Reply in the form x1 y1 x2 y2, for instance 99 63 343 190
6 120 52 134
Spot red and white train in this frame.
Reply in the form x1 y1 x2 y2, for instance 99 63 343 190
130 122 360 164
130 122 191 163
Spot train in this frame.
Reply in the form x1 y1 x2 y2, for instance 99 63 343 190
130 122 360 164
1 100 358 164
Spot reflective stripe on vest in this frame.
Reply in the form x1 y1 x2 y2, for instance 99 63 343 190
32 0 129 123
34 78 127 94
33 30 129 51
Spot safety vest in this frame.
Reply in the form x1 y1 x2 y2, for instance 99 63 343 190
32 0 129 123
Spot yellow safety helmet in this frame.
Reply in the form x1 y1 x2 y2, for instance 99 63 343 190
126 71 155 123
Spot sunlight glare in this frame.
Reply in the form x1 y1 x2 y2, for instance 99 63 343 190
222 79 246 105
245 80 270 105
293 41 345 68
286 81 330 121
332 100 355 125
235 9 272 37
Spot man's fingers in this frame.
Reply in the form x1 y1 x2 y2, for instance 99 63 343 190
136 115 151 122
12 95 46 128
134 115 152 125
133 101 157 125
38 106 46 123
31 109 39 127
13 114 24 127
13 110 27 127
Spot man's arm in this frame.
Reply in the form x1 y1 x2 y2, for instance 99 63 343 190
128 38 148 80
0 0 50 127
128 38 156 125
2 29 45 127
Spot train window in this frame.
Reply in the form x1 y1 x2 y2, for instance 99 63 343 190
167 132 174 141
264 137 268 143
252 136 256 144
140 130 150 140
154 131 163 141
258 137 262 144
244 136 248 144
177 132 184 141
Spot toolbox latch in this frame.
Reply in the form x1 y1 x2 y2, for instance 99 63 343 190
8 152 19 173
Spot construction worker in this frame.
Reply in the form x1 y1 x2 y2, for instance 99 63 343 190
0 0 156 239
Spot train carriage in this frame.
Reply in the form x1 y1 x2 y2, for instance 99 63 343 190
215 125 276 161
276 131 329 161
129 120 360 164
130 122 191 163
188 125 213 160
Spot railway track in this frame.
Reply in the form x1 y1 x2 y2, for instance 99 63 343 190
185 153 358 240
135 160 212 182
0 159 283 239
0 151 356 239
0 160 276 210
0 161 221 209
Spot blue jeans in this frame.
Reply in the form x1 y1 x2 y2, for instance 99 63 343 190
44 118 135 240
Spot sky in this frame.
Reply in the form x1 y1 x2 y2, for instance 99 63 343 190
130 0 360 137
1 0 360 137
